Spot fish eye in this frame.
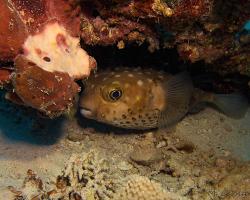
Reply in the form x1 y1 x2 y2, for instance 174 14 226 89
109 89 122 101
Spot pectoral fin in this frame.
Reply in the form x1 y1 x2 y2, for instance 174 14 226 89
158 72 193 128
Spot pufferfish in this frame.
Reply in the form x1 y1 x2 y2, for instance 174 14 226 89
79 68 249 130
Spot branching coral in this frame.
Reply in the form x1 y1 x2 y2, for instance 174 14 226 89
62 151 117 200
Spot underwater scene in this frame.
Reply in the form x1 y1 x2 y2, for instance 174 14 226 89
0 0 250 199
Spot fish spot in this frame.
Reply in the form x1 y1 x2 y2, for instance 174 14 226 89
94 74 99 78
136 96 141 101
128 74 134 77
102 77 108 81
115 74 121 78
91 84 95 89
112 81 120 84
147 78 153 83
128 109 133 115
111 72 115 75
125 83 130 88
137 80 144 86
158 75 164 79
145 71 151 74
122 114 127 119
137 72 143 75
125 96 130 102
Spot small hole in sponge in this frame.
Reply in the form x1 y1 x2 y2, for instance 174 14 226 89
43 57 51 62
28 62 36 66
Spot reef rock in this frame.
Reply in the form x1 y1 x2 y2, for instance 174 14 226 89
1 0 250 116
0 0 96 117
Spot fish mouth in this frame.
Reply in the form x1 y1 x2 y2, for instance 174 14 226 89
80 107 94 118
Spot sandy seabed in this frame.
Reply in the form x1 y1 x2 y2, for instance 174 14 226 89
0 95 250 199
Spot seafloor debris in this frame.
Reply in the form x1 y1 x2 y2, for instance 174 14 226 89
0 151 118 200
0 170 46 200
1 145 250 200
215 163 250 200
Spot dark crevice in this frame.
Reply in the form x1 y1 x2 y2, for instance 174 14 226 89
84 44 250 97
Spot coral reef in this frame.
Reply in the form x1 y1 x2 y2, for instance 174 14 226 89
1 0 250 115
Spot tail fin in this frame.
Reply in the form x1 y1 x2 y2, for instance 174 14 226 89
213 93 249 119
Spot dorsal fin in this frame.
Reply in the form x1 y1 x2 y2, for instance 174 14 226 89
158 72 193 128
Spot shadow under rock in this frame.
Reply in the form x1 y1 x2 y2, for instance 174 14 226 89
0 91 65 146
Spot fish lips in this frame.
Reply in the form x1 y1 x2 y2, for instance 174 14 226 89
80 107 95 119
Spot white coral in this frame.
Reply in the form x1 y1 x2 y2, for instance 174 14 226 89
63 151 116 200
114 175 183 200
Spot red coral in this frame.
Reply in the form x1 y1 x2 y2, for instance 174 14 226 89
0 69 12 87
173 0 213 19
12 55 80 117
81 16 159 51
0 0 83 61
0 0 28 61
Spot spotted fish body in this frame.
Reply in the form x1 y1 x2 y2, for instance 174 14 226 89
79 68 248 130
79 68 194 129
